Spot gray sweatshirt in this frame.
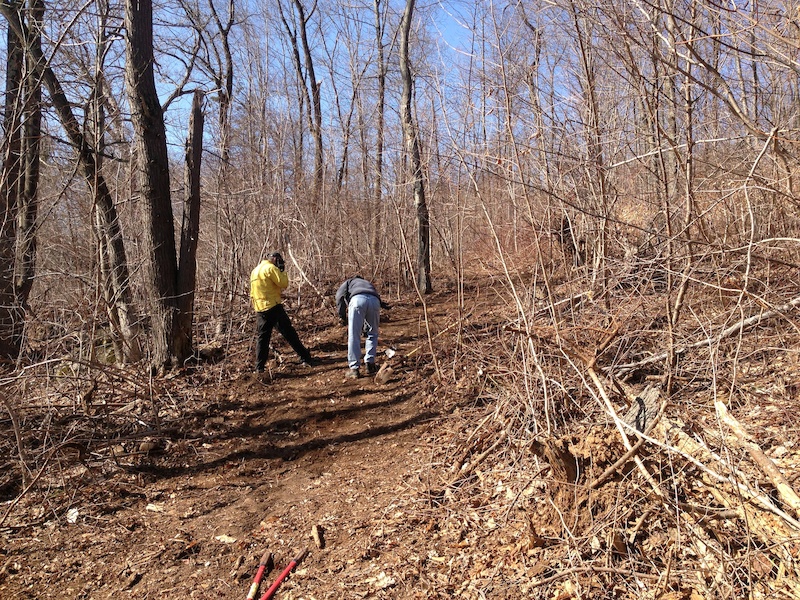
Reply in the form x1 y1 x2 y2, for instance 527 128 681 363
335 277 380 321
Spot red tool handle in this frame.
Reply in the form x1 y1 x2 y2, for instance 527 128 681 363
246 550 272 600
258 549 307 600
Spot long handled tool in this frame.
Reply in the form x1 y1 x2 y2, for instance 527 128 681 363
246 550 274 600
258 548 307 600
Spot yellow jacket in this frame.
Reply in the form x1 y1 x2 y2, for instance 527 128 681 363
250 260 288 312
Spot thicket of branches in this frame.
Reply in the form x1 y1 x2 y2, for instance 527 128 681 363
2 0 800 595
0 0 796 359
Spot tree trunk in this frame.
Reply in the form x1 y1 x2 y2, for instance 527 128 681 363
278 0 323 209
294 0 323 208
371 0 386 261
399 0 431 294
1 3 138 363
175 90 204 364
92 2 141 363
125 0 179 369
14 0 42 312
0 17 24 358
208 0 236 337
571 4 610 302
209 0 234 167
0 0 43 359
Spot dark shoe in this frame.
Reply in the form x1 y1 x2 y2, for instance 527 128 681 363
255 367 265 373
345 368 360 380
300 357 320 368
366 362 378 375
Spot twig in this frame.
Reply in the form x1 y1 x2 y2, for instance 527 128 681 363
450 411 494 473
588 436 646 489
716 400 800 519
0 385 29 486
503 465 549 520
531 290 593 319
447 430 508 488
389 197 441 381
406 317 464 358
285 245 328 307
0 439 93 527
530 565 660 589
611 294 800 375
0 443 63 527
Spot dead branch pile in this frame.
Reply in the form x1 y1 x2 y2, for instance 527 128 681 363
425 265 800 599
0 359 212 529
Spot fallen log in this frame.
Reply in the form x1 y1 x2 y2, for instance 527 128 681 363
656 414 800 581
609 294 800 377
715 400 800 519
621 385 662 433
581 368 726 591
588 385 663 489
656 416 800 531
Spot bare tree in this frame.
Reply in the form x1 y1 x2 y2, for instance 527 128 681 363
569 1 613 301
124 0 182 368
278 0 323 209
90 0 141 363
182 0 240 333
207 0 235 167
14 0 43 316
0 3 26 358
0 1 137 362
371 0 388 261
399 0 431 293
175 90 204 359
317 5 359 196
0 0 44 359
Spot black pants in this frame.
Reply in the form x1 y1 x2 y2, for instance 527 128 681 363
255 304 312 369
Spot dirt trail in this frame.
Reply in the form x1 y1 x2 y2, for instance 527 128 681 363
0 293 465 599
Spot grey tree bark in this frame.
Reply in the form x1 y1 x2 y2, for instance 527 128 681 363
125 0 181 369
0 2 131 360
0 11 25 358
175 90 205 361
399 0 431 294
14 0 42 314
278 0 323 209
91 0 141 363
371 0 387 262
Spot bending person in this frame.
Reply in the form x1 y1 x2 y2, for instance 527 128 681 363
336 276 385 379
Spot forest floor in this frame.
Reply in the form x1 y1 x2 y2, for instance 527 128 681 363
0 286 527 599
4 274 800 599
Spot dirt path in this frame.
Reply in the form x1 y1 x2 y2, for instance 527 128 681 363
1 293 461 599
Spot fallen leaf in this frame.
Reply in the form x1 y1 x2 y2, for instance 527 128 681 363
214 534 238 544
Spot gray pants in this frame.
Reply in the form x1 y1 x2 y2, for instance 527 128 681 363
348 294 379 369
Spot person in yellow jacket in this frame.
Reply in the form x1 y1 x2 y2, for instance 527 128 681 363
250 252 314 372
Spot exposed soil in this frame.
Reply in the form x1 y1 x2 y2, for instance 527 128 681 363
0 290 503 599
5 278 800 599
